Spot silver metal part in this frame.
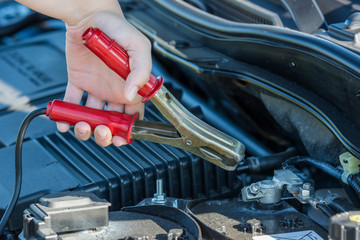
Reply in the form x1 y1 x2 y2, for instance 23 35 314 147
295 182 316 204
299 183 314 199
242 169 303 204
152 179 166 204
241 168 326 214
132 85 245 171
247 219 263 236
242 179 283 204
258 180 282 204
249 183 260 194
20 192 111 240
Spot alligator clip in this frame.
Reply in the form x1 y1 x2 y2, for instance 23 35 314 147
46 27 245 171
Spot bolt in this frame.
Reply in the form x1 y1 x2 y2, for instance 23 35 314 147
303 183 311 190
249 183 260 194
152 179 166 203
167 231 182 240
300 183 312 198
186 140 192 146
156 179 163 195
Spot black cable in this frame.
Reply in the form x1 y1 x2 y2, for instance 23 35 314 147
237 147 297 174
0 108 47 235
283 156 360 203
347 173 360 199
283 156 343 181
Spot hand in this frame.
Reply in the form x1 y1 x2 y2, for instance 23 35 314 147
59 11 151 147
16 0 152 147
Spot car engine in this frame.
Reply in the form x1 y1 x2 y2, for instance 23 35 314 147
0 0 360 239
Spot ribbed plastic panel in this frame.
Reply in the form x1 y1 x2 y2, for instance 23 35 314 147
36 103 238 206
206 0 282 26
0 29 240 230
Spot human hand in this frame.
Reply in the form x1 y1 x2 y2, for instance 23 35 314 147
59 11 151 147
16 0 152 147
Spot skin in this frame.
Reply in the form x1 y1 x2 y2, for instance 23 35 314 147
15 0 152 147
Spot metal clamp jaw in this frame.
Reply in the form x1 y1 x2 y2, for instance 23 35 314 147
132 86 245 170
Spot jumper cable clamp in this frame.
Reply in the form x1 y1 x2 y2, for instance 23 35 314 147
46 27 245 171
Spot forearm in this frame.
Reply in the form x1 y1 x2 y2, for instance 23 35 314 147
14 0 123 25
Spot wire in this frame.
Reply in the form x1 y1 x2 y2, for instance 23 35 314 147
237 147 297 174
0 108 47 235
283 156 343 180
283 156 360 202
347 173 360 199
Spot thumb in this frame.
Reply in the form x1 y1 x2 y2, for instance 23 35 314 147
123 42 152 102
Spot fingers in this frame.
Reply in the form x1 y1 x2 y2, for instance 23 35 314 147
84 95 114 147
57 122 71 133
60 12 150 148
61 81 132 147
106 102 124 112
112 136 128 147
107 102 128 146
85 94 105 109
74 121 91 141
57 81 84 133
124 41 152 102
125 102 145 120
95 15 152 103
73 95 104 142
94 125 112 147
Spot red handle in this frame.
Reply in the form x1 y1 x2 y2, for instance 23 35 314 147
82 27 163 102
46 100 138 143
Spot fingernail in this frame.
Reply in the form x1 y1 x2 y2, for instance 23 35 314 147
127 86 139 102
57 123 70 133
78 129 87 136
98 131 106 140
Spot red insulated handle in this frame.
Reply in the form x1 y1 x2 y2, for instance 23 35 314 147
82 27 163 103
46 100 138 143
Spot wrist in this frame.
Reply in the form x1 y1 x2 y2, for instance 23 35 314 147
64 0 123 26
15 0 123 26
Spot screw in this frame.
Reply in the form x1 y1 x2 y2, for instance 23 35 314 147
186 140 192 146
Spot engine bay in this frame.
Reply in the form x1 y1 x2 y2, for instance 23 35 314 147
1 0 360 239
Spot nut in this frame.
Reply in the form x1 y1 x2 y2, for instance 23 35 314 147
249 183 260 194
300 189 310 197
